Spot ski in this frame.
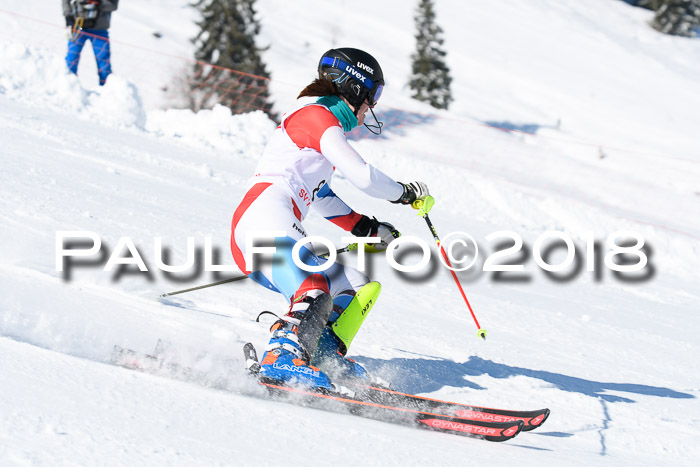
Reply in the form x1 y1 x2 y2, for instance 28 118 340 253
111 341 533 442
243 343 523 442
355 385 550 432
257 379 523 441
111 342 238 390
113 345 177 372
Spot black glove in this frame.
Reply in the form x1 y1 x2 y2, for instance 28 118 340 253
392 181 429 205
351 216 401 252
65 15 75 26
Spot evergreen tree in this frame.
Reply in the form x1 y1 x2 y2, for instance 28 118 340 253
409 0 453 110
190 0 274 117
627 0 661 10
638 0 662 10
652 0 700 37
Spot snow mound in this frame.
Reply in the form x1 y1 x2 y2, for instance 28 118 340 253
90 75 147 128
0 41 86 108
0 41 276 144
0 41 145 128
145 105 276 153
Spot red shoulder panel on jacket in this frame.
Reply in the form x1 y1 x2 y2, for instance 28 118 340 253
285 105 341 152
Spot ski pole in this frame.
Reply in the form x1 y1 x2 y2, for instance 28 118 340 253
412 196 487 340
158 275 247 298
158 243 359 298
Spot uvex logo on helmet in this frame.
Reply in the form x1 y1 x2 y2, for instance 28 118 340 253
345 65 367 83
356 62 374 74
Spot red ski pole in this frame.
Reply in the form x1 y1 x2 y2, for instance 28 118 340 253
413 196 487 340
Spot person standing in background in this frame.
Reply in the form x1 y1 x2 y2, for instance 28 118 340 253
62 0 119 86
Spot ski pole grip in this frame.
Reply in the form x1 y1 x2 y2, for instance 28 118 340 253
411 195 435 217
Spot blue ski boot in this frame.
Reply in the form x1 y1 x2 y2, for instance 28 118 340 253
313 326 371 381
258 291 335 391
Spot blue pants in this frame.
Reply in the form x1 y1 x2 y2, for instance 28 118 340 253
65 29 112 86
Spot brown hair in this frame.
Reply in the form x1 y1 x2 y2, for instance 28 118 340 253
297 78 339 99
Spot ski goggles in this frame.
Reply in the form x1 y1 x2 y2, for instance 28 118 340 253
370 84 384 107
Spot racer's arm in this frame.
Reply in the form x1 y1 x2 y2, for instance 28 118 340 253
313 182 364 231
285 105 427 205
318 126 403 201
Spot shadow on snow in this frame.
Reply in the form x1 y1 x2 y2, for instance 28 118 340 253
348 108 436 140
356 355 693 404
481 120 560 135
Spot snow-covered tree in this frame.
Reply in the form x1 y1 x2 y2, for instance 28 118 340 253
409 0 453 110
190 0 274 117
652 0 700 37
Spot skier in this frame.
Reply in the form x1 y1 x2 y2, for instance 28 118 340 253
231 48 430 390
62 0 119 86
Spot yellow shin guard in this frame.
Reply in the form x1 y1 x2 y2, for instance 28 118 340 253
331 281 382 354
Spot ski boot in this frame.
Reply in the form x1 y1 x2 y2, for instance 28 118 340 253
258 290 335 391
313 326 371 381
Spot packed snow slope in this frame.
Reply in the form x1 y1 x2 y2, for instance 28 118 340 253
1 0 700 465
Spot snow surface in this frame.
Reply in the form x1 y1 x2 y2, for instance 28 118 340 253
1 0 700 465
